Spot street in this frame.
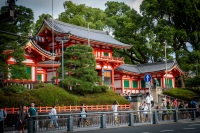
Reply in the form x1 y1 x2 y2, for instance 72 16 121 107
72 121 200 133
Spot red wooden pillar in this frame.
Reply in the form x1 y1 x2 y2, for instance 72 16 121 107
35 65 38 82
111 68 114 91
56 68 59 84
121 74 123 93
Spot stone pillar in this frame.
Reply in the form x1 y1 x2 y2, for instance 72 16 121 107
151 87 162 103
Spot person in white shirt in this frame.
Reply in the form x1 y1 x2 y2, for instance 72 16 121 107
142 102 149 122
112 101 119 124
145 94 151 107
49 105 58 128
150 94 154 107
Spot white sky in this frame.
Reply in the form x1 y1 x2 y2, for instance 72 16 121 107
0 0 143 21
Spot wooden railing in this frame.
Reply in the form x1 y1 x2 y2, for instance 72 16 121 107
95 55 124 62
4 104 131 114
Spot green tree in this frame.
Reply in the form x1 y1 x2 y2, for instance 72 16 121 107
59 44 103 94
0 5 34 80
140 0 200 87
33 14 52 35
58 1 107 30
104 1 168 64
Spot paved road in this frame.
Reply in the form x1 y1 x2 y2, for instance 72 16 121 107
72 121 200 133
5 121 200 133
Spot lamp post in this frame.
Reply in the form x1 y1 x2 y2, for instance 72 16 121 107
55 35 70 88
164 42 168 89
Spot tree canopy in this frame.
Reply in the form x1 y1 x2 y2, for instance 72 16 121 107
58 1 107 30
140 0 200 83
0 5 34 80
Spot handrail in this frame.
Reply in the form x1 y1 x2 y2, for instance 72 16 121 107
4 104 131 114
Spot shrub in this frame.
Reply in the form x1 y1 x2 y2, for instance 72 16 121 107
101 85 109 92
163 88 197 101
2 85 26 95
1 83 129 107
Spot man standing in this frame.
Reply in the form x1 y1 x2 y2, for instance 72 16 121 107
49 105 58 128
112 101 119 124
28 102 38 132
0 106 7 133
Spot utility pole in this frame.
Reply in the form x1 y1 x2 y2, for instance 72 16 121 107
55 34 70 88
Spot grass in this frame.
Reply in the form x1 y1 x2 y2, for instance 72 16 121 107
0 83 129 107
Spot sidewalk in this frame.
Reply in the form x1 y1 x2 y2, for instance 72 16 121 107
5 118 200 133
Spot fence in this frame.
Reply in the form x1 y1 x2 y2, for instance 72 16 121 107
4 104 131 114
27 108 200 133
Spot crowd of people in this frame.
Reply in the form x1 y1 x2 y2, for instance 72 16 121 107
138 93 199 123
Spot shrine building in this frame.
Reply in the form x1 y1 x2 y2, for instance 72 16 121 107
5 18 184 94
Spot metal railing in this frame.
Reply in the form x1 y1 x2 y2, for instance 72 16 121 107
27 108 200 133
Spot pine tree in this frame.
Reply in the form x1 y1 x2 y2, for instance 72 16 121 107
59 44 105 94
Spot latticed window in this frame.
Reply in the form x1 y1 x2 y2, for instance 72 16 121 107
103 52 109 56
104 70 112 85
141 80 145 88
132 81 138 88
26 67 31 79
37 74 41 81
157 78 161 86
165 79 173 87
124 80 129 88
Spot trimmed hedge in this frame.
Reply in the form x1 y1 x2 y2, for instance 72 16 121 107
163 88 197 101
0 83 129 107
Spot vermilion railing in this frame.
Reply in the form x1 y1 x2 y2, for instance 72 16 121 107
95 55 124 62
4 104 131 114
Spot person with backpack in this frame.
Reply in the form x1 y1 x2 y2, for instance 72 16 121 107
0 106 7 133
191 99 197 108
190 99 197 120
77 103 88 127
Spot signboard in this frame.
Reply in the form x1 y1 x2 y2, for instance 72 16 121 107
145 82 150 88
144 74 152 82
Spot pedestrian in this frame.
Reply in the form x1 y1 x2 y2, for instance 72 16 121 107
142 102 149 122
161 98 167 120
49 105 58 128
0 106 7 133
150 94 154 108
28 102 38 132
173 98 178 109
112 101 119 124
77 103 87 127
18 105 28 133
145 93 151 107
127 92 132 102
139 102 144 122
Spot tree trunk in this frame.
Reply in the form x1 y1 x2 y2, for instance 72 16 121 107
179 75 185 88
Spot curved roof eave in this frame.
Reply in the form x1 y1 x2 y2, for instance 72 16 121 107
24 40 56 60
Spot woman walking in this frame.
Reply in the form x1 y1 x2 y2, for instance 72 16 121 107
18 105 28 133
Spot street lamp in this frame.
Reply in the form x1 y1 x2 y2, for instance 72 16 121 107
164 42 168 89
55 34 70 88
